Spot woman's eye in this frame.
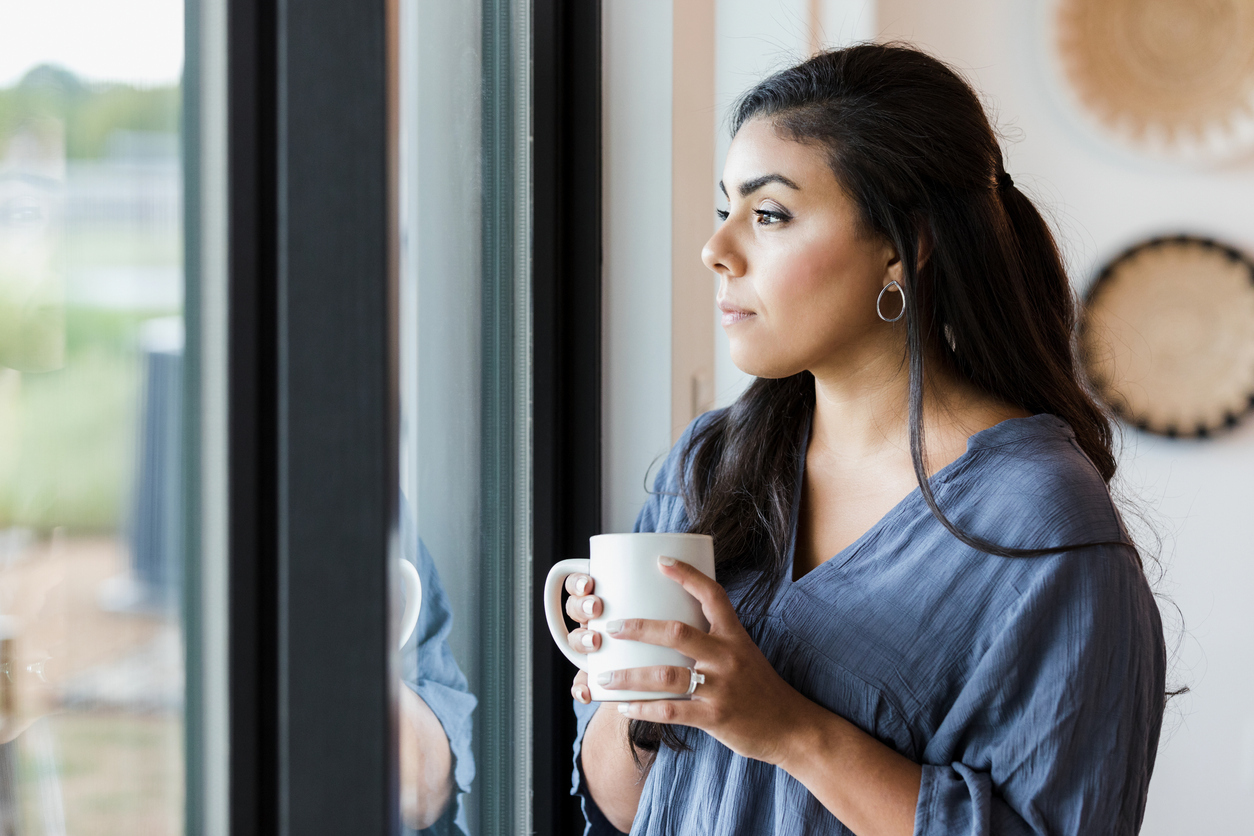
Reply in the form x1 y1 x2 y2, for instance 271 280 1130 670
753 208 790 226
714 206 791 224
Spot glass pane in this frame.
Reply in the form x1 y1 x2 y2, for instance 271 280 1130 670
395 0 530 832
396 3 483 833
0 3 189 833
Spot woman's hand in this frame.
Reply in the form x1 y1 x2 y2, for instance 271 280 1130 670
563 571 650 832
604 556 810 766
562 571 603 705
601 557 922 836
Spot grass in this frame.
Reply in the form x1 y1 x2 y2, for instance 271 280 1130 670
0 67 179 161
0 307 174 531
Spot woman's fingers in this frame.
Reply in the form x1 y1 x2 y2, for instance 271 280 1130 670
562 573 598 627
565 591 601 623
616 698 697 726
571 669 592 704
566 627 600 657
595 665 692 696
656 557 738 631
563 573 594 597
605 617 712 658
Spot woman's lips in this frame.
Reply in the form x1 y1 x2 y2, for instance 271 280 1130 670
718 303 755 327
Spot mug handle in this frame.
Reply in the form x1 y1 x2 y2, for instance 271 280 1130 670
544 558 591 668
397 559 422 651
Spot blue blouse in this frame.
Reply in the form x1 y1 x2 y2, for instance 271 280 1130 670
400 499 478 835
572 412 1166 835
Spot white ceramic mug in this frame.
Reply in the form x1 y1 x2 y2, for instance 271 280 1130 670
544 533 715 701
397 559 422 651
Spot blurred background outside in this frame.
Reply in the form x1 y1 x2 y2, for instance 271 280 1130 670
0 1 185 833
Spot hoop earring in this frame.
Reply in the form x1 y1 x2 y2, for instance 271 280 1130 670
876 280 905 323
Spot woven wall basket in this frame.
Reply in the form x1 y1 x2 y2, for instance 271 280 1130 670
1054 0 1254 161
1079 236 1254 438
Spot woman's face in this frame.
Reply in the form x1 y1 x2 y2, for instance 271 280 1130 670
703 117 901 380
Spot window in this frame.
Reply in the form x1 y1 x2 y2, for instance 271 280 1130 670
0 1 603 832
0 2 202 834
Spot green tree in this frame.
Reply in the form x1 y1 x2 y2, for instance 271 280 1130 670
0 64 179 160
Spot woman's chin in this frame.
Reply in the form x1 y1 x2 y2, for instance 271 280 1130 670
728 346 802 380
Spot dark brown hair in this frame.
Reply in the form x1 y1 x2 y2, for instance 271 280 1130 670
629 42 1127 759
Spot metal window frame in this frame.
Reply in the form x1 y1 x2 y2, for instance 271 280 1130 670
223 0 600 831
182 0 204 831
227 0 400 833
532 1 604 833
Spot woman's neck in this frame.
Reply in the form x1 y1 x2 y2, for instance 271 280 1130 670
808 361 910 460
807 348 1025 468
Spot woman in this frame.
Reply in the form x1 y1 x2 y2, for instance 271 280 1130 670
565 44 1166 836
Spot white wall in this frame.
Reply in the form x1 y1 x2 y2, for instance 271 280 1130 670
876 1 1254 832
602 0 674 534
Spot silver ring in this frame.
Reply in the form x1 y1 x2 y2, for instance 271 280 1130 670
685 667 705 696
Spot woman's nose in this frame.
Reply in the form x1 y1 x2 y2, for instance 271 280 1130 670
701 226 744 278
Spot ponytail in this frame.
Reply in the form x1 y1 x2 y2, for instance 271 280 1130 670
997 182 1115 481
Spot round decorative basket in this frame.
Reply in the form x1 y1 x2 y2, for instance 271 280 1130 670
1053 0 1254 162
1079 235 1254 437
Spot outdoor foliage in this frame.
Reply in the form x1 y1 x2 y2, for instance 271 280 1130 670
0 308 148 532
0 65 182 533
0 64 179 160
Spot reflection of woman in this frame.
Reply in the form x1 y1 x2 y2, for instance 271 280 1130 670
399 499 476 834
566 45 1166 835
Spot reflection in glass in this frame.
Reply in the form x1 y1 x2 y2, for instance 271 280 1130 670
396 0 531 830
0 13 185 834
396 2 486 833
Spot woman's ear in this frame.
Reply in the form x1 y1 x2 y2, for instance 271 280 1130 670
916 225 933 271
883 227 931 289
884 244 903 288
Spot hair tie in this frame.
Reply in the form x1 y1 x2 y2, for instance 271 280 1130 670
998 171 1014 191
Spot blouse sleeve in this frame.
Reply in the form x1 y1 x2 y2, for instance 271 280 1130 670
914 544 1166 836
400 500 478 836
570 412 710 835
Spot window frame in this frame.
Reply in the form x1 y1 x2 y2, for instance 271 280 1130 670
531 0 604 833
222 0 602 832
227 0 398 832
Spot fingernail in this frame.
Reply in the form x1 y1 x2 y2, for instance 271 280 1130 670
605 620 623 634
596 671 612 685
617 703 631 715
658 555 676 567
581 597 596 616
580 632 596 649
570 685 580 700
574 577 589 595
575 685 590 704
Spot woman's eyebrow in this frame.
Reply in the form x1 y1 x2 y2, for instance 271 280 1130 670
718 173 802 199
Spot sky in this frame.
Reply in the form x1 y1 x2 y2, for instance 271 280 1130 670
0 0 184 88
